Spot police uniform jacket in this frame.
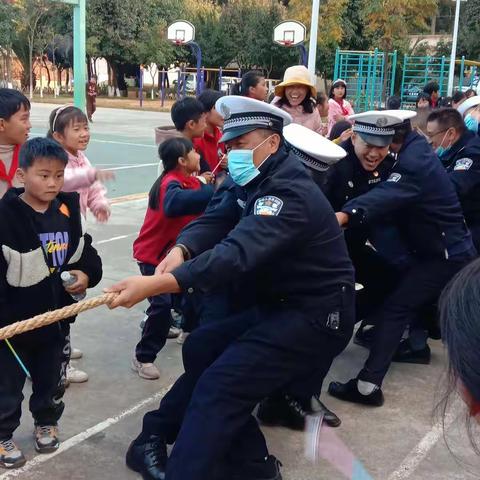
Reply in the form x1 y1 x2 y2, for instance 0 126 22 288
440 130 480 229
341 130 475 260
173 145 355 315
323 138 395 212
321 139 406 261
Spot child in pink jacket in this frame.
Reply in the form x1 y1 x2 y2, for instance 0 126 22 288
48 105 111 222
327 79 355 137
47 105 112 385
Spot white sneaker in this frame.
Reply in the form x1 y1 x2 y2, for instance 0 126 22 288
70 347 83 360
131 358 160 380
167 326 181 339
176 331 190 345
66 363 89 383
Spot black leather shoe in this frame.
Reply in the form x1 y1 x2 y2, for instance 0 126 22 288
231 455 282 480
353 325 375 349
392 340 431 365
328 379 384 407
126 435 167 480
257 395 306 431
310 395 341 427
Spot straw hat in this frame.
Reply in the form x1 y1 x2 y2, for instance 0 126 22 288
274 65 317 99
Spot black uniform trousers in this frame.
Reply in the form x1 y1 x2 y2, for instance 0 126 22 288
358 253 474 386
0 333 66 440
135 263 173 363
138 302 353 480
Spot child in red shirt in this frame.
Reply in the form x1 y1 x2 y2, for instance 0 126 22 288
0 89 31 199
131 137 214 379
194 90 227 173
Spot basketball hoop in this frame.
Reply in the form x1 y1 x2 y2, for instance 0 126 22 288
273 20 306 47
168 20 195 46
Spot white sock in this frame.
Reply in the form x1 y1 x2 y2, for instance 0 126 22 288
357 379 378 395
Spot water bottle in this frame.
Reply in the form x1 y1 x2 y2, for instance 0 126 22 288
61 271 86 301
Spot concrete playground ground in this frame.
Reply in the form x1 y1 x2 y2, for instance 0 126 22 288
1 103 478 480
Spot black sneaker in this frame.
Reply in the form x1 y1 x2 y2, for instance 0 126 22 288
34 425 60 453
257 395 307 431
0 439 26 469
231 455 282 480
310 395 341 427
353 325 376 349
126 435 167 480
392 340 431 365
328 379 384 407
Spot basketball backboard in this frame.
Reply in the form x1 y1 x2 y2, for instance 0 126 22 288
273 20 306 46
167 20 195 45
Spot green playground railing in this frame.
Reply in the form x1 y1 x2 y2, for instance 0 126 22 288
333 49 397 112
333 50 479 112
400 55 479 109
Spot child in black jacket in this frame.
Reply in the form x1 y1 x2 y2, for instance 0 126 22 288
0 138 102 469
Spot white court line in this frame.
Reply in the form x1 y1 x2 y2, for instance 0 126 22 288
29 132 156 148
0 386 171 479
387 399 461 480
96 233 137 245
88 138 156 148
107 163 158 171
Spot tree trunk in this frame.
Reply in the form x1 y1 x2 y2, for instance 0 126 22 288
43 57 51 88
87 54 92 80
431 12 437 35
6 48 12 84
29 41 34 99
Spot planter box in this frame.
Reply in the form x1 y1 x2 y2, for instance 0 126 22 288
155 125 182 145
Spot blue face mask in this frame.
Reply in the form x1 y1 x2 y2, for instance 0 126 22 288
436 145 451 158
465 113 479 133
227 136 272 186
435 131 451 158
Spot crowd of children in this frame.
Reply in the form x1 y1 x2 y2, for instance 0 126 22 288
0 85 229 468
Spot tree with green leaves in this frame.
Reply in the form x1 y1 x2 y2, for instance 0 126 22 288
458 0 480 61
0 0 19 84
86 0 180 92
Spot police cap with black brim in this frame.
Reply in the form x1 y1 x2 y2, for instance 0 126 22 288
350 110 417 147
283 123 347 172
216 96 292 143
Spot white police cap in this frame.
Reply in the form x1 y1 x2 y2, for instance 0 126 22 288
216 96 292 143
350 110 417 147
457 95 480 117
283 123 347 172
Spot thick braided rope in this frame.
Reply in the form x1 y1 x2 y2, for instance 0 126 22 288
0 292 119 341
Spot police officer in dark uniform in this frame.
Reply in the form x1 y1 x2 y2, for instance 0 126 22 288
323 112 411 346
108 97 355 480
427 107 480 249
256 123 349 430
458 95 480 136
328 110 477 407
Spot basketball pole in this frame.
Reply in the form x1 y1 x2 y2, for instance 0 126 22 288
447 0 462 97
307 0 320 77
55 0 86 112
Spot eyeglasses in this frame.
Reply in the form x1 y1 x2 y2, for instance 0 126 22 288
426 128 448 139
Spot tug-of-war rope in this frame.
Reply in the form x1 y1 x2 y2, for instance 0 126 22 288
0 293 119 341
0 291 376 480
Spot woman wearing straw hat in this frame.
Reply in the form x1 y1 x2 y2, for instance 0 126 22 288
271 65 325 135
327 79 355 137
